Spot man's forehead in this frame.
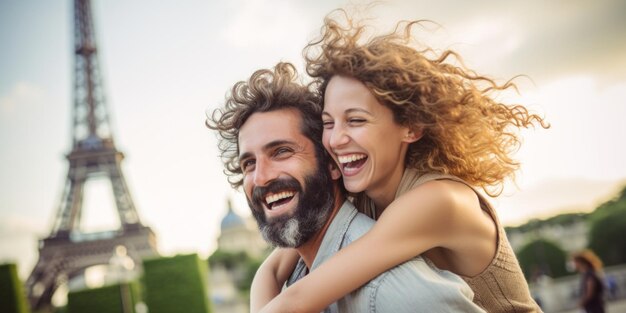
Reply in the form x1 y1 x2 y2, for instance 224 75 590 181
238 109 306 152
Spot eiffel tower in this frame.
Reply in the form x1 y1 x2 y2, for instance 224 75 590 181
26 0 158 310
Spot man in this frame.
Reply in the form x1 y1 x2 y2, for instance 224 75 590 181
207 62 484 313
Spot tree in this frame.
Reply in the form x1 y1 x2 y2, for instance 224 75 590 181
208 250 251 271
237 259 263 295
208 249 264 299
517 239 568 280
588 186 626 266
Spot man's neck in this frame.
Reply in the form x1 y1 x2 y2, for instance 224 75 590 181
295 191 345 270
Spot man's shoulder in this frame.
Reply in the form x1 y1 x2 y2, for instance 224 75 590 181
344 211 375 237
341 209 376 244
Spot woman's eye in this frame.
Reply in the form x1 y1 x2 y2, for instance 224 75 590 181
348 118 366 124
322 120 334 128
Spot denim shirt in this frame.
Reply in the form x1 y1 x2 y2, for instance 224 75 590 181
284 200 485 313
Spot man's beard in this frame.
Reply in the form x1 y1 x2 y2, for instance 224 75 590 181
247 164 334 248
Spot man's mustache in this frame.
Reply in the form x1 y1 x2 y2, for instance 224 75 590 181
251 178 302 208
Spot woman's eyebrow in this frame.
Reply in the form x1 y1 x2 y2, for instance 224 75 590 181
322 108 373 116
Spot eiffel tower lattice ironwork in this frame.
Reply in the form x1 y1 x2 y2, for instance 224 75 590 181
26 0 158 310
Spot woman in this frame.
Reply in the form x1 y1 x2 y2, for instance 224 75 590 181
573 250 606 313
253 12 548 313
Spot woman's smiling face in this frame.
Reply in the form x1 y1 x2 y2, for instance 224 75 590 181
322 75 416 199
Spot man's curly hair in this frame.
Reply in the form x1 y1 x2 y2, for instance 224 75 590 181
206 62 325 188
305 11 549 196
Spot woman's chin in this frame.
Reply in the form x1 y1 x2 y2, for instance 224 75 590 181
344 180 366 194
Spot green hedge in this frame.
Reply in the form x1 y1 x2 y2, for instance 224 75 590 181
67 282 140 313
518 238 568 280
143 254 211 313
0 263 30 313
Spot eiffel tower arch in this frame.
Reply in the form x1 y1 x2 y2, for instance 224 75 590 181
26 0 158 310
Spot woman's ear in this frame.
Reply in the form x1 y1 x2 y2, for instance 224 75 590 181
403 128 423 143
329 161 342 180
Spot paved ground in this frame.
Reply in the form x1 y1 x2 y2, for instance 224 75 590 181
556 298 626 313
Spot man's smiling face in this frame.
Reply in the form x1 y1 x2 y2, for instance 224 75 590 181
238 108 334 247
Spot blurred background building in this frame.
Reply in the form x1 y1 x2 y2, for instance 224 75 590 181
209 199 269 313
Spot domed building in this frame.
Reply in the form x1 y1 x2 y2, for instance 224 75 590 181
210 199 269 313
216 199 267 257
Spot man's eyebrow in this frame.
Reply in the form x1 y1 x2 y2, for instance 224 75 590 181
239 151 252 163
264 139 295 150
238 139 296 161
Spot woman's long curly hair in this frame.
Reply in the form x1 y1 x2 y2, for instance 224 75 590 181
305 11 549 196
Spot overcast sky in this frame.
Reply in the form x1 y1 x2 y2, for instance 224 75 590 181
1 0 625 278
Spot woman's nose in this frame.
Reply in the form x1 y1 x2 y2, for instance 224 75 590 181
328 125 349 148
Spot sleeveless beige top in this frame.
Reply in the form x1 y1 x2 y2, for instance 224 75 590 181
355 168 542 313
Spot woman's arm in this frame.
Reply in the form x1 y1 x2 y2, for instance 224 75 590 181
259 180 490 313
250 248 300 312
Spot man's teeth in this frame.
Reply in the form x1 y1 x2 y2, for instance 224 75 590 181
266 191 295 205
338 154 366 164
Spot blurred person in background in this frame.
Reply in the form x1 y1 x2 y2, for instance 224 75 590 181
573 249 605 313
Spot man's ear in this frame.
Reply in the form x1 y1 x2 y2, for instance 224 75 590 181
403 128 423 143
329 161 342 180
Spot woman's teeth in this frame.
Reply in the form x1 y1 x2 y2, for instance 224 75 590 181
338 154 366 164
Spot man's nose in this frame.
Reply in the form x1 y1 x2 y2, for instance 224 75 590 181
252 158 278 186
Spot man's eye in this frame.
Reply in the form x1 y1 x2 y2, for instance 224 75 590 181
274 147 293 157
241 159 255 171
